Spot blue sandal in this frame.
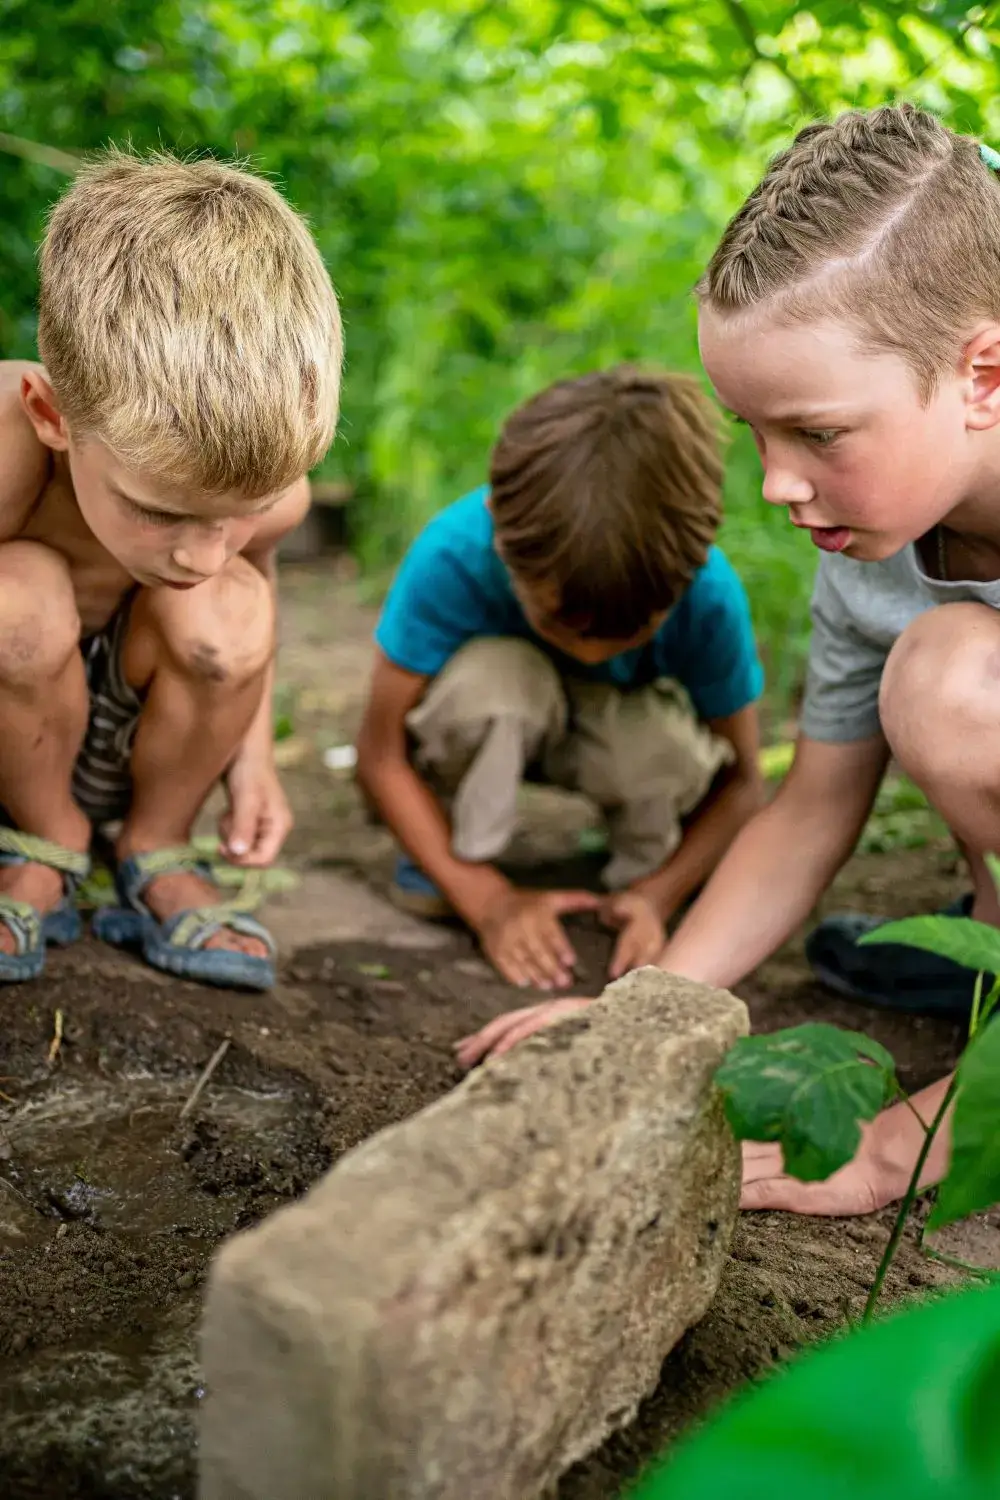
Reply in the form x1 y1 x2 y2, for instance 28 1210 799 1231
0 829 90 983
91 847 277 991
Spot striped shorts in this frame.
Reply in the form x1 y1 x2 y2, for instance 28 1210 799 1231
72 594 143 827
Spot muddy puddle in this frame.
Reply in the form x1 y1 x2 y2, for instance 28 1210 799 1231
0 1040 329 1500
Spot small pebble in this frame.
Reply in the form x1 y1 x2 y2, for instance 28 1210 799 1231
56 1223 68 1239
176 1270 196 1291
103 1261 116 1276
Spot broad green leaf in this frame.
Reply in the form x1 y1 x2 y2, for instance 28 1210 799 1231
630 1282 1000 1500
928 1019 1000 1231
715 1024 897 1182
860 915 1000 976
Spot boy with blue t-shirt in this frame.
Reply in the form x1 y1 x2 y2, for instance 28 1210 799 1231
356 367 764 990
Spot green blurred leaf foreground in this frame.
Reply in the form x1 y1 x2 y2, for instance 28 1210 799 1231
716 852 1000 1320
631 1279 1000 1500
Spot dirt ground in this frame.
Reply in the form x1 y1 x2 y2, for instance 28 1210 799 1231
2 560 998 1499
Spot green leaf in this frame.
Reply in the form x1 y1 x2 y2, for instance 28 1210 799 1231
928 1019 1000 1231
860 915 1000 975
356 962 391 978
629 1282 1000 1499
715 1023 897 1182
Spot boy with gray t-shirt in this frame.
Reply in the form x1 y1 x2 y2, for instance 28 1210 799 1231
800 540 998 1016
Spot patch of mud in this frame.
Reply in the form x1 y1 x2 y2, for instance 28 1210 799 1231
0 783 998 1497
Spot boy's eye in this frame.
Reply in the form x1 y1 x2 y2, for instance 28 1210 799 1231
799 428 840 446
125 499 179 528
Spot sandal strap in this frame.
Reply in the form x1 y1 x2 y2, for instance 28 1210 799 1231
0 829 91 882
122 847 266 914
0 895 42 956
164 907 276 956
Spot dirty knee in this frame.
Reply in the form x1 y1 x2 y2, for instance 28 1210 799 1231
0 541 80 684
880 603 1000 785
150 558 275 685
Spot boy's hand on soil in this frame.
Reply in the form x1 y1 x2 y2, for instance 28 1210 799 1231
740 1136 895 1217
220 757 293 865
478 889 600 990
600 891 665 980
454 997 593 1069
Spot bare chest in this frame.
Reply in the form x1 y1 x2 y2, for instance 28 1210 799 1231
20 473 134 637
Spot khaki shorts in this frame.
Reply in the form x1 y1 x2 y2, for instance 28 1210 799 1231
406 636 731 889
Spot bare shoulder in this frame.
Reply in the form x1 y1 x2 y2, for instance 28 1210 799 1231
0 363 51 538
242 477 311 558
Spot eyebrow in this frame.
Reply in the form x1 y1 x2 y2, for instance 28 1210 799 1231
724 404 854 426
110 486 278 518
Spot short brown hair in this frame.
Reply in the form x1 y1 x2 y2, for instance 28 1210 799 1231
38 147 343 497
489 367 723 639
699 103 1000 399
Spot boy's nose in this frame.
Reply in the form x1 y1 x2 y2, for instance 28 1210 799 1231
171 529 230 579
761 462 814 508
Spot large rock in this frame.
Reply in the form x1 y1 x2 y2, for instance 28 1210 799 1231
198 967 748 1500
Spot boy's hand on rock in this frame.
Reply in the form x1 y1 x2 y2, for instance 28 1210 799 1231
600 891 665 980
478 888 600 991
455 997 593 1069
220 756 293 866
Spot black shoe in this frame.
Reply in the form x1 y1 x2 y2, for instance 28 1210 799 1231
805 895 985 1022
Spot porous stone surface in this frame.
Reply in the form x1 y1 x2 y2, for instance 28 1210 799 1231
198 966 748 1500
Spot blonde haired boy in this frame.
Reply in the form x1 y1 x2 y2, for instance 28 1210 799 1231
0 149 341 989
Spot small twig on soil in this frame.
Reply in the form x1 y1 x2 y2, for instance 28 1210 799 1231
180 1038 231 1122
0 1090 14 1105
47 1009 64 1066
0 1176 31 1204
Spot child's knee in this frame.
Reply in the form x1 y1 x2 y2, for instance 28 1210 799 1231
0 541 80 684
880 603 1000 784
446 638 562 717
140 556 275 685
412 637 565 744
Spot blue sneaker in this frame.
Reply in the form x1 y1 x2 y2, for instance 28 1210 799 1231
390 855 453 920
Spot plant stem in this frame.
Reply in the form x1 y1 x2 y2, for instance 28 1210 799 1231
862 1075 960 1324
969 970 985 1037
919 1241 1000 1283
978 977 1000 1029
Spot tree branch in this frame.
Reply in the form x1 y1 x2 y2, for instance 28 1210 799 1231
0 131 81 175
721 0 820 116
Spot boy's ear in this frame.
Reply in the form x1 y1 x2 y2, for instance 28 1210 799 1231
20 369 69 450
963 324 1000 431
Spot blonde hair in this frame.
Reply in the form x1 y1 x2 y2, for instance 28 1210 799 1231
699 104 1000 399
38 147 343 497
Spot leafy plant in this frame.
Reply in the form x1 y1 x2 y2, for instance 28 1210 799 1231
716 855 1000 1319
629 1280 1000 1500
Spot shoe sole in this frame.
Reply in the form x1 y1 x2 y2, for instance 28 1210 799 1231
389 884 453 921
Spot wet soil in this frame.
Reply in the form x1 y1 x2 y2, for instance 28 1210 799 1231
2 564 999 1498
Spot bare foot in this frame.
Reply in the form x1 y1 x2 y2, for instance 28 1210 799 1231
0 863 66 955
139 870 269 958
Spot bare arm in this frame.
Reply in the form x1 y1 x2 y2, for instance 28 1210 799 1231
662 731 890 989
217 478 310 864
238 478 311 766
631 703 765 920
0 363 54 535
355 650 513 928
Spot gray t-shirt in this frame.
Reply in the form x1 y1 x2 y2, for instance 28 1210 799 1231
800 543 1000 742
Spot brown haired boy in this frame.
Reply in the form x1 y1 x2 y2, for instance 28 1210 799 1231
0 148 341 990
356 367 764 989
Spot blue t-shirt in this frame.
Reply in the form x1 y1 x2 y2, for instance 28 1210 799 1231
375 487 763 722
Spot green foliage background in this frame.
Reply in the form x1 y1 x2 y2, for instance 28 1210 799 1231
2 1 1000 716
